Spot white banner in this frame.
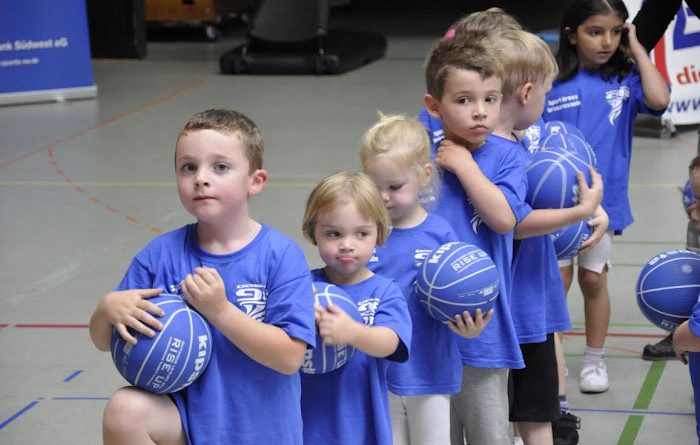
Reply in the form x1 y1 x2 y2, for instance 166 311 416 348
625 1 700 125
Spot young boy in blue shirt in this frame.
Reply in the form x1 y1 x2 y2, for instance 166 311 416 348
422 33 528 445
89 109 316 445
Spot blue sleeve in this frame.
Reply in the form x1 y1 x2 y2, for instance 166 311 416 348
631 67 667 116
374 281 412 363
689 301 700 339
495 147 529 224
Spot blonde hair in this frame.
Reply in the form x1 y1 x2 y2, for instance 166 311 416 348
360 113 431 176
177 108 264 172
447 7 522 39
492 30 558 100
302 172 391 246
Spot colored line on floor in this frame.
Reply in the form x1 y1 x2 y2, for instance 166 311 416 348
0 400 40 430
63 370 83 383
617 361 667 445
564 331 666 339
13 324 89 328
573 407 693 417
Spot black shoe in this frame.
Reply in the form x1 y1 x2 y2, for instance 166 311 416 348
642 332 677 361
553 411 580 445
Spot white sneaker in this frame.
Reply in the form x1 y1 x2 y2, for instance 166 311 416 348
579 362 609 393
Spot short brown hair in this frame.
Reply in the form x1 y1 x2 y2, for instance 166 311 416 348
492 30 558 100
690 155 700 174
302 172 391 246
177 108 263 172
424 34 503 100
448 7 522 39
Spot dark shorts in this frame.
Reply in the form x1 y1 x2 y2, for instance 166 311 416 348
509 333 561 422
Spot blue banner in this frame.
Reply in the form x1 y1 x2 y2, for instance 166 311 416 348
0 0 96 104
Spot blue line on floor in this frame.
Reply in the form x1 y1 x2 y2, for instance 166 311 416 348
63 370 83 382
573 407 694 417
0 400 40 430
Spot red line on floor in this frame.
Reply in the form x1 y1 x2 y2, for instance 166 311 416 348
13 324 89 329
563 331 666 339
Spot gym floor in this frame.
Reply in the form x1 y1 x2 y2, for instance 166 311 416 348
1 6 698 445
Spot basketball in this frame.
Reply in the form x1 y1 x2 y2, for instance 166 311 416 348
551 218 592 260
416 241 500 323
301 281 364 375
540 127 597 167
525 147 592 209
111 293 213 394
635 249 700 332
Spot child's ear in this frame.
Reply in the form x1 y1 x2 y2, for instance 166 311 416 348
248 169 268 196
424 94 442 118
519 82 534 105
421 162 434 187
565 26 577 45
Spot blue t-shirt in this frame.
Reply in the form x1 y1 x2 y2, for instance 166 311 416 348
117 224 316 445
511 230 572 343
301 269 412 445
430 132 528 369
688 301 700 441
542 68 666 232
367 213 462 395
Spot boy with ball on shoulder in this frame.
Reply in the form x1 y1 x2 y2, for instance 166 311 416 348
89 109 316 445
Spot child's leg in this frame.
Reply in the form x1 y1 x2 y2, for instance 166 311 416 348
451 366 510 445
389 392 410 445
103 386 185 445
510 335 559 445
401 394 451 445
576 232 613 393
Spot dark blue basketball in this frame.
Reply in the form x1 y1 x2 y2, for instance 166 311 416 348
301 282 364 374
111 293 212 394
540 129 597 167
416 242 500 323
525 147 592 209
635 250 700 332
551 218 592 260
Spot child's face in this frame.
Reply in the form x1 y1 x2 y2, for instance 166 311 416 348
516 78 554 131
425 68 502 150
570 12 625 70
689 168 700 231
314 202 378 285
175 129 263 224
363 155 428 228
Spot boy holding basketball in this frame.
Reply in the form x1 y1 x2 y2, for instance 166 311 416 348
422 34 529 445
489 30 605 445
88 109 316 444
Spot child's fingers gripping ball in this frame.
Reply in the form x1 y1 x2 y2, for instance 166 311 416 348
635 249 700 332
111 293 213 394
416 242 500 323
301 282 364 375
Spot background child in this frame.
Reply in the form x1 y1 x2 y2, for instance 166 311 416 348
88 109 316 445
422 34 528 445
300 171 412 445
672 154 700 442
543 0 671 394
488 29 604 445
360 113 492 445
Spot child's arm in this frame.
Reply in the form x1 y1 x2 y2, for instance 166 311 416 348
578 205 609 253
624 22 670 111
436 139 516 234
515 167 603 239
89 288 164 351
673 320 700 364
448 308 494 339
316 304 400 358
182 267 307 375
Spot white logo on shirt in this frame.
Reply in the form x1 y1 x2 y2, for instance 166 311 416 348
357 297 380 326
235 284 268 321
605 87 630 126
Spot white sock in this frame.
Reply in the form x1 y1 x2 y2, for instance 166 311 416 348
582 346 604 368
